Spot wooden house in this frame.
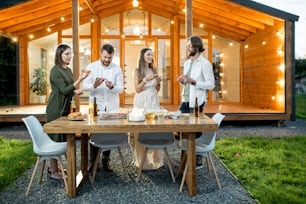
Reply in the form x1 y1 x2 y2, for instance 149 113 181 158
0 0 299 122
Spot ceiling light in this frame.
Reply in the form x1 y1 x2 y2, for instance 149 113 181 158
132 0 139 8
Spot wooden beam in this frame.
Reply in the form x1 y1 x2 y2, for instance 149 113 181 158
185 0 192 38
84 0 98 17
72 0 81 113
0 1 71 29
0 0 68 22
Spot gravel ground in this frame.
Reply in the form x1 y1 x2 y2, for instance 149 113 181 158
0 119 305 204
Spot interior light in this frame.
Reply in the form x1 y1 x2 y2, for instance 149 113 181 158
262 41 266 45
245 44 248 49
132 0 139 8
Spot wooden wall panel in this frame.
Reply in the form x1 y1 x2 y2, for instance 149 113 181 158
243 20 285 111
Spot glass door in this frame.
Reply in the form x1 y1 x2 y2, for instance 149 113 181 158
123 39 155 105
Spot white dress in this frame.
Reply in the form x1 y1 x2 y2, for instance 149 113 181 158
132 71 163 170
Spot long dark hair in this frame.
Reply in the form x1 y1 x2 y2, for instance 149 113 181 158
54 44 71 66
189 36 205 53
137 48 157 83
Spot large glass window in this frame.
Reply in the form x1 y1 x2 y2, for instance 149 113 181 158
157 39 171 103
101 14 120 35
152 14 171 35
28 33 58 103
62 23 91 35
212 35 240 103
123 9 148 36
180 23 208 36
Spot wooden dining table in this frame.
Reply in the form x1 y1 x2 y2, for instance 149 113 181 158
43 112 218 198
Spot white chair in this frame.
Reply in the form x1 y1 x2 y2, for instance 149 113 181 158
136 132 176 182
22 115 68 196
178 113 225 192
89 133 130 184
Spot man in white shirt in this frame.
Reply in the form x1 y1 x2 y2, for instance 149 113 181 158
82 44 124 172
177 36 215 167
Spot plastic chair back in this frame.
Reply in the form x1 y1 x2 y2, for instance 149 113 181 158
196 113 225 153
22 115 66 156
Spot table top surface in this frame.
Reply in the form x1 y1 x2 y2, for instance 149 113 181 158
43 113 218 134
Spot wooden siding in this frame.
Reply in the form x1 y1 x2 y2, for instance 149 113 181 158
243 20 285 111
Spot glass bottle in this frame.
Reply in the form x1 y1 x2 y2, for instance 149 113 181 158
194 97 199 117
93 97 98 116
70 101 76 113
88 97 94 118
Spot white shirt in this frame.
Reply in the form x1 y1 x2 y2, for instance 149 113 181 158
182 55 215 107
82 60 124 112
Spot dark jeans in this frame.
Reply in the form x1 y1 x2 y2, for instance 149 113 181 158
90 145 110 163
179 101 205 138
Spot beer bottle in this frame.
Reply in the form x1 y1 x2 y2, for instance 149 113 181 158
70 101 76 113
194 97 199 117
93 97 98 116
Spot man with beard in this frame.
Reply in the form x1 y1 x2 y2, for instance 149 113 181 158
176 36 215 168
82 44 124 172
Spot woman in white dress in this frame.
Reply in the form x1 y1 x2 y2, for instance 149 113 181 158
132 48 163 170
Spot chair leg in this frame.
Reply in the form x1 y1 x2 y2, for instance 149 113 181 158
117 147 130 181
179 160 188 192
163 148 175 183
176 152 187 178
136 147 148 182
57 156 68 193
208 153 221 189
39 160 46 182
90 148 102 184
26 156 40 196
205 157 211 177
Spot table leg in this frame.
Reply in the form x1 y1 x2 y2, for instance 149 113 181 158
66 134 76 198
186 132 196 196
80 134 88 177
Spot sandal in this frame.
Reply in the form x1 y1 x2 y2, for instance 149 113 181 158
49 172 63 181
196 155 203 169
48 167 67 175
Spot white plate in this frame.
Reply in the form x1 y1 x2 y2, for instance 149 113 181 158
68 117 85 121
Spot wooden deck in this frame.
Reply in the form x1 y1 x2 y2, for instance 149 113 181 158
0 104 289 123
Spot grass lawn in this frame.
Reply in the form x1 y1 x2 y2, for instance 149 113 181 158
296 94 306 119
0 136 35 192
215 136 306 204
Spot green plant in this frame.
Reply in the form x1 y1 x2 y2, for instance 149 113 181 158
30 67 47 96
